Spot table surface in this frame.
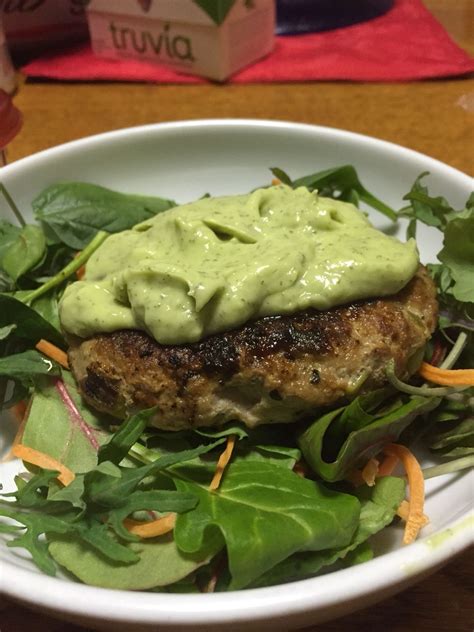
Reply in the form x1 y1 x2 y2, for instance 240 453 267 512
2 1 473 630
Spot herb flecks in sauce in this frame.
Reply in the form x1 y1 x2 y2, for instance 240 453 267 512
60 186 419 344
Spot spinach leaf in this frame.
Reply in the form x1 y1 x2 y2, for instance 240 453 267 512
0 294 64 347
0 324 16 341
0 350 61 386
250 476 405 587
173 460 360 589
0 219 21 262
33 182 176 249
2 224 46 282
47 533 213 590
298 395 440 482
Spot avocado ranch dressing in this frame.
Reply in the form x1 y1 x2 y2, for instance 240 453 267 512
59 185 419 345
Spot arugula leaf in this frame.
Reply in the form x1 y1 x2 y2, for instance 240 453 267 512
438 211 474 303
85 441 223 511
399 174 473 320
290 165 397 220
269 167 293 186
98 408 157 465
250 476 405 587
2 224 46 282
400 172 455 234
0 506 71 575
298 395 440 482
33 182 175 249
107 490 198 541
173 460 360 589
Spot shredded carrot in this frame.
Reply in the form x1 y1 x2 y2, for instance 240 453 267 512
378 453 399 477
2 399 31 463
124 513 176 538
35 339 69 370
361 458 379 487
271 177 281 186
383 443 426 544
209 435 236 491
396 499 429 527
12 443 75 486
419 362 474 386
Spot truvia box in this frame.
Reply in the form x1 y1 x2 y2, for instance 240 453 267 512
86 0 276 81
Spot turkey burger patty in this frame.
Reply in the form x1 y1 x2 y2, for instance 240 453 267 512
67 266 437 430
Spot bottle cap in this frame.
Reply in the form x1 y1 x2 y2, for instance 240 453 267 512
0 89 22 149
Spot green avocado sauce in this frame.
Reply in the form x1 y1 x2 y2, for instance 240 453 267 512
59 185 419 344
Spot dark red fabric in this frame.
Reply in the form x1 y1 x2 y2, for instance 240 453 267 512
21 0 474 83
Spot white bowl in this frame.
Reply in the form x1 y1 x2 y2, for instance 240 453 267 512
0 119 472 631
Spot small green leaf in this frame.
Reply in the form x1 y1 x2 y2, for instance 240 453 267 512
0 350 60 385
174 460 360 589
48 533 212 590
0 294 64 347
0 323 16 340
438 212 474 302
2 224 46 282
298 395 440 482
33 182 175 249
0 219 21 262
98 408 157 465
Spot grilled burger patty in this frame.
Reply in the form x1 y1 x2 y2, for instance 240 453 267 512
67 266 438 430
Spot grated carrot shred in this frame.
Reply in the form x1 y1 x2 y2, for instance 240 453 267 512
2 399 31 463
12 443 75 486
123 513 176 538
361 458 379 487
396 499 429 527
419 362 474 386
209 435 236 491
383 443 426 544
271 178 281 186
377 453 399 477
35 339 69 370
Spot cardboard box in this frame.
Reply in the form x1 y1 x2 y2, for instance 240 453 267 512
86 0 275 81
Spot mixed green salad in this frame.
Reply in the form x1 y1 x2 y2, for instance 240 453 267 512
0 166 472 592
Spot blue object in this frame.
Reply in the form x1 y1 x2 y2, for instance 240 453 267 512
276 0 395 35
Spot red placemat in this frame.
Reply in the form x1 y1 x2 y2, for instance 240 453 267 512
21 0 474 83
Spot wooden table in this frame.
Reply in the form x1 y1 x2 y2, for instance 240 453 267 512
2 1 473 630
